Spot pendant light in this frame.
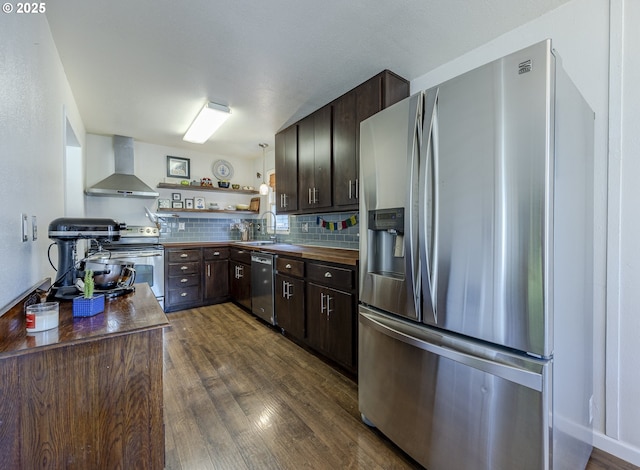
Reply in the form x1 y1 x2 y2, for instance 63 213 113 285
259 143 269 195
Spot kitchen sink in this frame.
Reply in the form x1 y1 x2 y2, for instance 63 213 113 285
236 240 276 246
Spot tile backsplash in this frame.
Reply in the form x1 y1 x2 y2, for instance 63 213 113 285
159 211 359 250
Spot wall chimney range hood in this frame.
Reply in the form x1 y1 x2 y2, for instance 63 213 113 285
85 135 159 198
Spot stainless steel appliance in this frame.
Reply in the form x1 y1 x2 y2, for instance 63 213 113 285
87 225 165 307
251 252 276 325
48 217 125 299
85 135 159 198
359 39 594 470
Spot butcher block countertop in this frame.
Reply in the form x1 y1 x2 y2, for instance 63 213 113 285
163 241 359 266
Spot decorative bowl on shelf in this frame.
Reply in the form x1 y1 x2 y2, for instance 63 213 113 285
218 181 230 188
232 184 240 189
236 204 250 210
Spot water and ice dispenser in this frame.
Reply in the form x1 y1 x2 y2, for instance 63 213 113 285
366 208 405 280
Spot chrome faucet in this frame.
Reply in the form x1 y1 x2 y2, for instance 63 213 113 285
259 211 278 241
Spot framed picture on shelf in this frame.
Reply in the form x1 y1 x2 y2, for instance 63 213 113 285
172 201 184 209
185 198 194 209
194 197 205 210
158 198 171 209
172 192 181 201
167 156 190 179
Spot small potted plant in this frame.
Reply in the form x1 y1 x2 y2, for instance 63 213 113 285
72 270 105 317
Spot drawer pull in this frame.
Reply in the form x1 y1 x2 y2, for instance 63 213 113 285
180 278 188 283
213 251 220 256
285 263 292 269
180 266 188 271
180 292 188 297
180 253 188 258
324 272 332 278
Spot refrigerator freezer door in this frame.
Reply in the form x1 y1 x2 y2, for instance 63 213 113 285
360 94 422 321
359 306 551 470
423 40 553 357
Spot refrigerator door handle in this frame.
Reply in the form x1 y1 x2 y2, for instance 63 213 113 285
360 309 543 392
405 92 423 321
419 89 439 323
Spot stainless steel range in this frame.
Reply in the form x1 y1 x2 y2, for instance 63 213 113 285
87 226 164 306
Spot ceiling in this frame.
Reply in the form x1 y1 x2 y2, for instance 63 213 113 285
46 0 571 160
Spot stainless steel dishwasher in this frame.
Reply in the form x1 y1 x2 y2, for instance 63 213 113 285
251 252 276 325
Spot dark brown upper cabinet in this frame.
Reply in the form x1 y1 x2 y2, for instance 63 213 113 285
298 105 332 211
274 124 298 213
275 70 408 215
332 70 409 209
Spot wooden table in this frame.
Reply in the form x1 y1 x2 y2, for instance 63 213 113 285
0 283 169 469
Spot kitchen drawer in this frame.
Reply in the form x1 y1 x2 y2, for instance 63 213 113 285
166 273 200 289
167 261 200 276
306 262 354 290
167 249 201 263
204 247 229 260
230 247 252 265
276 257 304 278
166 286 201 305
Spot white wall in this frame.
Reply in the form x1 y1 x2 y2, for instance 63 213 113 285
616 0 640 459
84 134 272 225
0 14 85 309
410 0 639 464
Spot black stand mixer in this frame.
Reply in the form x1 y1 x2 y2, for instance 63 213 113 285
48 217 126 300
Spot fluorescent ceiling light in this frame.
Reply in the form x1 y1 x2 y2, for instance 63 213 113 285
183 101 231 144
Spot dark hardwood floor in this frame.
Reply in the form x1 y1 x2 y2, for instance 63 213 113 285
163 302 637 470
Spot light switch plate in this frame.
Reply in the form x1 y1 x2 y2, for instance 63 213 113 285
21 213 28 242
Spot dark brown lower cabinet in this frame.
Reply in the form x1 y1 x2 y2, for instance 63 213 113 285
229 259 251 310
204 247 229 303
306 282 354 369
275 273 305 339
164 247 202 312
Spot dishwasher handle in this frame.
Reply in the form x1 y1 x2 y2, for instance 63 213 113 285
251 254 273 265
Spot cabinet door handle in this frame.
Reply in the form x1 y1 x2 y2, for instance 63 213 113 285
180 265 188 271
326 295 332 318
283 281 293 299
320 292 326 314
349 180 352 200
180 278 188 283
180 253 188 258
355 178 359 199
308 187 312 204
207 265 211 277
285 263 292 269
238 265 243 278
324 272 332 278
314 188 319 204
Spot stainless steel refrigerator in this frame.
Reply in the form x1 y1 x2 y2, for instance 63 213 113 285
358 39 594 470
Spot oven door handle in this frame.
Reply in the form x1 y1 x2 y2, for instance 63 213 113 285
93 251 163 259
